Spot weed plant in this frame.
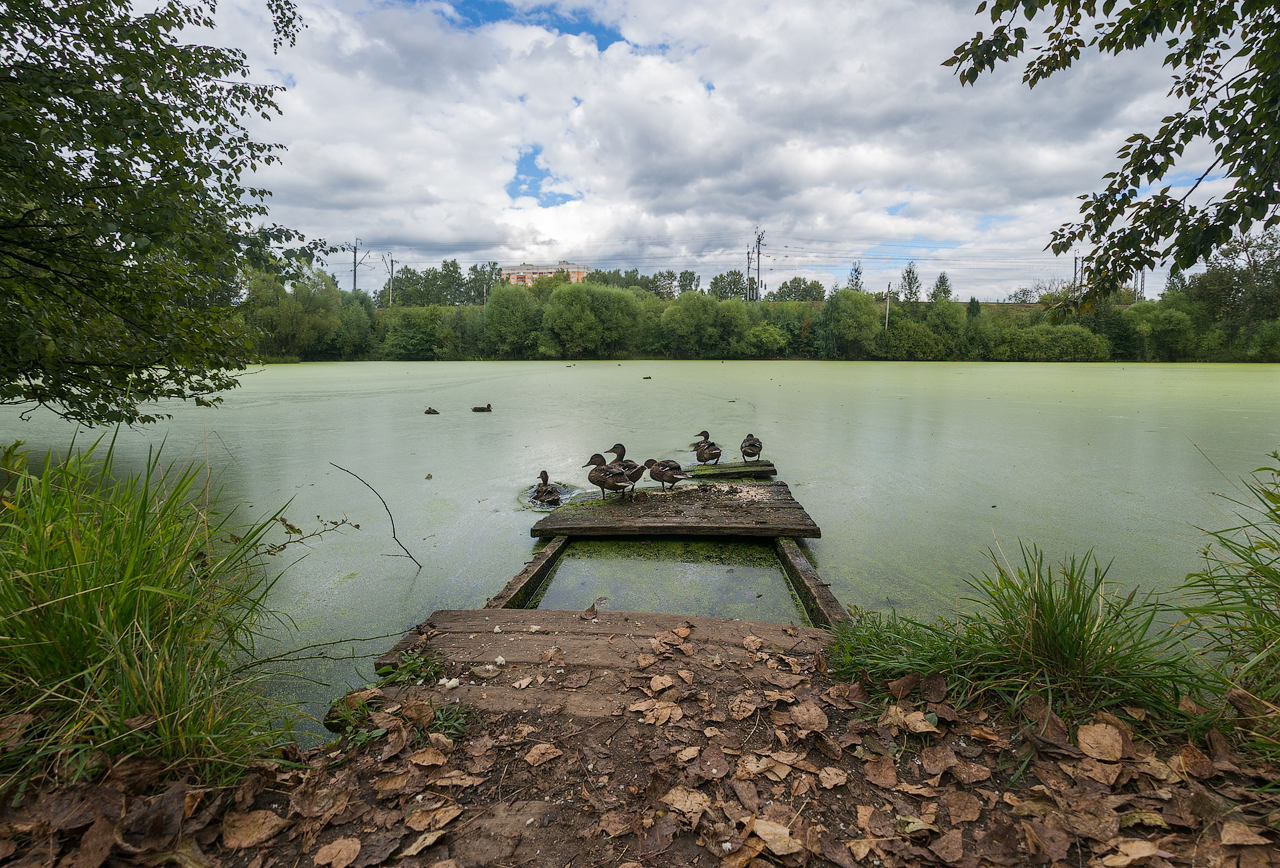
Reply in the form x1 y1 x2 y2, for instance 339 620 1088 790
1181 453 1280 754
829 544 1200 721
0 441 289 790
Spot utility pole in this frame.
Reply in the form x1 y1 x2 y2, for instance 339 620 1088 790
754 227 765 302
1073 256 1078 286
885 283 891 329
382 253 397 307
352 238 371 296
746 248 753 301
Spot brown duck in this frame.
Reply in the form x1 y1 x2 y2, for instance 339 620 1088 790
605 444 648 492
693 430 722 465
646 458 693 491
472 403 492 412
531 470 561 506
740 433 763 462
583 454 633 500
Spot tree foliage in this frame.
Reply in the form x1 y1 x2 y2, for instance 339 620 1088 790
1 0 318 423
947 0 1280 310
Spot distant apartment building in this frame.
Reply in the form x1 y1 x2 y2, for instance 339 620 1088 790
501 261 590 286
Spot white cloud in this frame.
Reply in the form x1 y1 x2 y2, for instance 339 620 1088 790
223 0 1191 298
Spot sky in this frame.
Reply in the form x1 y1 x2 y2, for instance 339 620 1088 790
220 0 1214 299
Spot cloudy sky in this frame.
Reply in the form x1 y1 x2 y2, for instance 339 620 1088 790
220 0 1205 299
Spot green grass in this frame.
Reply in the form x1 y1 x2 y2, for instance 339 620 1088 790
1180 452 1280 755
0 440 291 790
829 543 1202 722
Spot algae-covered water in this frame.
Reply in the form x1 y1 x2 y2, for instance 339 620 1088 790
2 360 1277 727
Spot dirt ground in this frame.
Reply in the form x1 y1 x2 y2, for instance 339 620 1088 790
2 612 1278 868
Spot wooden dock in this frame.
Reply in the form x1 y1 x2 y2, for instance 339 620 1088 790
684 459 776 480
530 480 819 539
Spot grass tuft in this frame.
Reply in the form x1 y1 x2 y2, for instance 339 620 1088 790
0 440 291 790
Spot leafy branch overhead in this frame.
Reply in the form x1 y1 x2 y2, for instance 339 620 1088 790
0 0 327 424
945 0 1280 311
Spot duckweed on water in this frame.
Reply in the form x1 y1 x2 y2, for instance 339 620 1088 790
533 539 809 624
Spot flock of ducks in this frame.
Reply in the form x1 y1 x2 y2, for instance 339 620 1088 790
531 431 766 505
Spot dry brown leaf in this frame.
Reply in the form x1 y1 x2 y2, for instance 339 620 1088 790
942 790 983 824
1077 757 1121 786
407 747 447 768
693 744 729 779
1099 839 1174 867
864 755 897 788
405 804 462 832
920 673 948 703
660 786 711 825
903 711 941 734
878 703 907 731
818 767 848 789
728 693 758 720
511 676 533 690
598 810 633 838
539 647 565 667
790 701 829 732
896 782 936 797
400 829 447 857
524 744 563 767
921 745 958 776
373 772 411 795
1022 819 1071 863
562 670 590 689
636 654 657 670
950 759 992 784
1174 743 1216 778
886 672 921 699
221 811 290 849
378 721 410 763
314 838 361 868
766 671 805 689
398 700 435 727
764 689 796 704
1220 820 1270 846
649 675 674 692
929 828 964 864
753 819 802 856
429 770 486 788
677 669 694 684
743 635 763 652
1077 724 1123 762
676 746 700 762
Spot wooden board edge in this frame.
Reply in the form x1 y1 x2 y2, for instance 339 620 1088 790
486 535 571 608
775 537 847 628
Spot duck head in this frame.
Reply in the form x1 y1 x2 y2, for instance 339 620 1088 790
695 430 710 440
539 470 550 484
605 443 627 460
583 454 608 468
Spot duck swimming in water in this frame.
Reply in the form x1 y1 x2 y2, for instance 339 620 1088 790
583 454 633 501
531 470 561 506
693 430 722 465
740 433 763 462
472 403 492 412
647 458 693 491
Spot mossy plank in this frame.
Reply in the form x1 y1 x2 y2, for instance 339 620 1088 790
485 535 570 609
684 460 776 479
530 481 820 539
775 537 847 627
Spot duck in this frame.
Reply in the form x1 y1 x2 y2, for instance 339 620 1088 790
424 407 439 415
647 458 693 491
693 430 722 465
531 470 561 506
740 433 763 462
605 444 648 493
582 454 633 501
472 403 492 412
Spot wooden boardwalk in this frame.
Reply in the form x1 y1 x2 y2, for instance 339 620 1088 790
684 459 776 480
530 480 820 539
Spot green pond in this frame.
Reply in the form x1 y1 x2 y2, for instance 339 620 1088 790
2 360 1277 730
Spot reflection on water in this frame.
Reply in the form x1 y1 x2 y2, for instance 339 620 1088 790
533 539 805 624
2 360 1278 731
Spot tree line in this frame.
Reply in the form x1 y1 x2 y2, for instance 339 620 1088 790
245 234 1280 363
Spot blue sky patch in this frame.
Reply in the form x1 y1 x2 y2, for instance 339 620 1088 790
885 201 909 216
446 1 625 49
506 145 580 207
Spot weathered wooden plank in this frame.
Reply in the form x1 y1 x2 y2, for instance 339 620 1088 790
485 535 570 609
530 481 820 539
775 537 848 628
684 460 776 479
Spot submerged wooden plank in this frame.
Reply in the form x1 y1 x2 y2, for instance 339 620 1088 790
485 535 569 609
776 537 847 628
530 481 820 539
684 459 776 479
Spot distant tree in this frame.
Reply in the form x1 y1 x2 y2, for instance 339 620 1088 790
770 277 827 302
586 268 655 293
1005 286 1039 304
708 270 748 301
900 263 922 303
846 261 864 292
466 262 502 305
652 270 678 299
678 270 701 294
929 272 953 302
816 289 880 358
540 284 601 357
245 265 342 360
661 291 718 357
484 285 538 358
967 297 982 319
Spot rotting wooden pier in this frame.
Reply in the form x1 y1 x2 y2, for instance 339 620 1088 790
486 464 845 629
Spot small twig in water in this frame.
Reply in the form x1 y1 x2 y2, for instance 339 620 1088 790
330 463 422 568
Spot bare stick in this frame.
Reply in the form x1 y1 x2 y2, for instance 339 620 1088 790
330 462 422 568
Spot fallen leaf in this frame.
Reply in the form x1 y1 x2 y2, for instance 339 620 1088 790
511 676 533 690
921 745 958 776
677 746 700 762
1022 819 1071 863
728 693 758 720
562 670 590 690
1077 724 1123 762
429 771 486 788
920 673 948 703
660 786 711 826
903 711 941 734
766 671 805 689
1099 839 1175 867
539 647 565 667
864 755 897 788
314 838 361 868
649 675 674 692
400 829 446 857
1174 743 1216 778
406 804 462 832
221 811 290 849
819 767 848 789
790 701 828 732
398 700 435 727
895 814 939 835
598 810 633 838
524 744 563 767
753 818 802 856
677 669 694 684
887 673 921 699
408 747 447 767
950 759 992 784
743 635 763 652
942 790 982 824
636 654 657 670
693 744 730 779
929 828 964 863
896 782 936 797
1220 820 1270 846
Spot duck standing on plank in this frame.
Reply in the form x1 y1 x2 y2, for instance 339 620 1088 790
693 430 722 465
605 443 649 495
531 470 561 506
740 433 763 462
646 458 693 491
582 454 633 501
